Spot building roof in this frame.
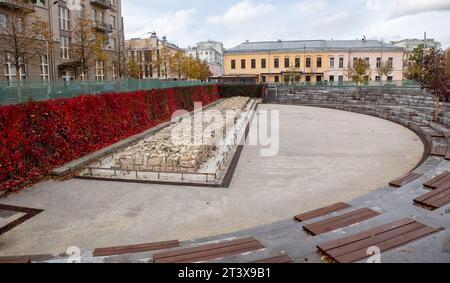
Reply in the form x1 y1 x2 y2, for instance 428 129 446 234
225 40 403 54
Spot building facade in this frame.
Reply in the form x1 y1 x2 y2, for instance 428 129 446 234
186 40 224 76
223 39 405 84
0 0 123 82
391 38 441 52
125 33 184 79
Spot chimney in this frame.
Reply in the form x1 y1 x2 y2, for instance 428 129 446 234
162 35 167 42
150 32 157 38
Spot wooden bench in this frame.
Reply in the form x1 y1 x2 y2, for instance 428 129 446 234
93 240 180 257
153 237 264 263
317 218 440 263
414 185 450 210
0 257 31 264
423 172 450 189
294 202 351 222
254 255 293 263
0 204 44 236
389 172 422 187
303 208 380 236
431 145 447 157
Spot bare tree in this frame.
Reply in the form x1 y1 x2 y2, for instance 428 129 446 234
71 14 108 80
0 10 49 82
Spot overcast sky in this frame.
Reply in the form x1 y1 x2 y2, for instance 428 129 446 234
122 0 450 49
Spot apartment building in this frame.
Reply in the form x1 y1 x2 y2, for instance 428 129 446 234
125 32 184 79
223 39 405 84
0 0 123 82
186 40 224 76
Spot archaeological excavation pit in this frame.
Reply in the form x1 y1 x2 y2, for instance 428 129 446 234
75 97 257 186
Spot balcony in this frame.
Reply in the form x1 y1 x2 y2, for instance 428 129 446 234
94 21 113 33
0 0 36 13
90 0 116 10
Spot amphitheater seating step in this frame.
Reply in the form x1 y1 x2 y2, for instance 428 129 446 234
414 185 450 210
0 256 31 263
294 202 351 222
253 255 293 263
317 218 440 263
93 240 181 257
430 131 446 138
423 172 450 189
431 145 447 157
389 172 422 187
152 237 264 263
303 208 381 236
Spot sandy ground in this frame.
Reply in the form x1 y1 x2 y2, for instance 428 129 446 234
0 104 423 256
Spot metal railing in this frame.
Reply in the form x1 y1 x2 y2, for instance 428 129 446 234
0 79 214 105
267 80 420 89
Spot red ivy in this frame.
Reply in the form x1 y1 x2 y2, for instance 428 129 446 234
0 85 220 193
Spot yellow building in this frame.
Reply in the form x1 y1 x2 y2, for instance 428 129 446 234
223 39 405 84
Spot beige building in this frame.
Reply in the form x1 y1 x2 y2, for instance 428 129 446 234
125 32 184 79
0 0 123 82
223 39 405 84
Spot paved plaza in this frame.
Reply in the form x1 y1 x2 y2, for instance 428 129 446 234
0 104 423 257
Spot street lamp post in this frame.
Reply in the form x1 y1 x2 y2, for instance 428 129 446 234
48 0 59 82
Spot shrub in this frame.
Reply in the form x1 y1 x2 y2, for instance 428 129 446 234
218 84 265 98
0 85 220 193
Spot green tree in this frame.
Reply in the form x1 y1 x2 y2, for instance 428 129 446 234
347 58 371 99
377 60 393 83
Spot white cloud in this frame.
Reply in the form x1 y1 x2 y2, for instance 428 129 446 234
152 9 197 35
391 0 450 18
293 0 328 13
207 1 276 26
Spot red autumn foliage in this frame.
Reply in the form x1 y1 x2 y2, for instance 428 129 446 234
0 85 220 193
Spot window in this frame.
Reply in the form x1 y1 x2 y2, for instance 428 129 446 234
231 60 236 69
274 58 279 68
338 75 344 82
329 75 335 82
388 57 394 68
261 58 266 69
317 57 322 68
387 76 393 81
339 57 344 68
365 57 370 65
112 62 118 80
58 6 70 30
95 60 105 81
295 57 300 68
40 55 49 81
4 53 26 81
376 57 382 68
305 75 311 82
251 59 256 69
60 36 70 59
306 58 311 68
274 75 279 83
329 57 335 68
241 59 246 69
316 75 322 82
0 13 7 30
284 57 289 68
353 57 358 67
261 75 266 83
375 76 381 81
111 15 116 29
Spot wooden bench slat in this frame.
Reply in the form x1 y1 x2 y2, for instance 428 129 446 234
389 173 422 187
254 255 293 263
334 226 437 263
93 240 180 257
317 218 415 252
431 146 447 157
294 202 350 222
155 240 264 263
431 193 450 209
0 257 31 264
303 208 380 236
414 185 450 204
423 172 450 189
326 222 425 259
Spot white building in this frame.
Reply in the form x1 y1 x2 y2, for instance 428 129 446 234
186 40 224 76
391 38 441 52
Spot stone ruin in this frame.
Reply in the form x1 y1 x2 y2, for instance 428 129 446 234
111 97 250 173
